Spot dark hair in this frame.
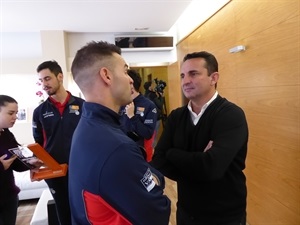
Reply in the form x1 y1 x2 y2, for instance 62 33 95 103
143 81 152 90
71 41 121 80
183 51 218 75
0 95 18 110
36 60 63 76
127 70 141 91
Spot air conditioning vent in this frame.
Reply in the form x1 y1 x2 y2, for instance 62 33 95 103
115 36 174 51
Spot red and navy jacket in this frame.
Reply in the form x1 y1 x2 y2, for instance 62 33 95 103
120 94 157 146
32 93 84 164
69 102 170 225
120 94 157 161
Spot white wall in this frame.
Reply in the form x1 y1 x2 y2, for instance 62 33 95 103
0 74 42 145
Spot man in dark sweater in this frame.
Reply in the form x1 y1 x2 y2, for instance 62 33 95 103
151 51 249 225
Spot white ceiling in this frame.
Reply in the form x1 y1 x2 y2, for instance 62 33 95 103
1 0 192 33
0 0 230 60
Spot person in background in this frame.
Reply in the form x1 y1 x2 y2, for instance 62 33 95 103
32 60 85 225
151 51 249 225
69 41 170 225
0 95 42 225
144 81 164 147
120 69 157 161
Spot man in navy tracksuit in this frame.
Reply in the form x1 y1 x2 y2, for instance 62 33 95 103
69 41 170 225
32 60 84 225
120 69 157 161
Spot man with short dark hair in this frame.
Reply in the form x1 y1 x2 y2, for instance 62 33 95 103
120 69 157 161
32 60 84 225
151 51 248 225
69 41 170 225
144 81 165 147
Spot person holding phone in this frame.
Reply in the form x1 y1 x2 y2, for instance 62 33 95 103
0 95 41 225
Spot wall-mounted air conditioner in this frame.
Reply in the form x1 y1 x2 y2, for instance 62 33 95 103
115 35 174 52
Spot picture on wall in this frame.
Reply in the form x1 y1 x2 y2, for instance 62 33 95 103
17 108 27 122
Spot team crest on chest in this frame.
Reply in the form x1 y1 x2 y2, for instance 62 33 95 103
136 107 145 117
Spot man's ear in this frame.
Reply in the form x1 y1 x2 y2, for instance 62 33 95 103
99 67 111 85
210 72 219 86
57 73 64 82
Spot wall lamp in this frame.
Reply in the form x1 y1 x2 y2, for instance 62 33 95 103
229 45 246 53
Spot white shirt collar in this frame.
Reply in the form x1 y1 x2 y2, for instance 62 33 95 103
187 91 218 125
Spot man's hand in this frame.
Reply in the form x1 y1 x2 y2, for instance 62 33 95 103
28 158 44 181
0 154 18 170
125 102 135 118
204 140 213 152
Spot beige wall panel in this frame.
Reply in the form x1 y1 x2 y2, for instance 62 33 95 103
217 87 238 103
246 165 300 224
233 0 299 40
167 62 182 111
238 86 299 123
188 2 236 55
217 55 239 89
236 16 299 88
238 88 299 150
240 86 299 223
176 41 190 65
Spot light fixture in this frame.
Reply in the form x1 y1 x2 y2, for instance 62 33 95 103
229 45 246 53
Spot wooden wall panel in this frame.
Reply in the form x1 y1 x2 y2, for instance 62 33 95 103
217 87 238 103
188 2 236 55
233 0 299 40
238 86 299 128
171 0 300 224
236 15 299 88
167 62 182 112
176 41 189 66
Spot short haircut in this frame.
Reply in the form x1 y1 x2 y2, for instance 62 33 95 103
71 41 121 89
183 51 218 75
127 69 141 92
143 81 152 90
0 95 17 111
36 60 63 76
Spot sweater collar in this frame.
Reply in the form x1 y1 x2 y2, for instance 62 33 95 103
82 102 121 126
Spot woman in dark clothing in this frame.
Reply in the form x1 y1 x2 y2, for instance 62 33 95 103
0 95 40 225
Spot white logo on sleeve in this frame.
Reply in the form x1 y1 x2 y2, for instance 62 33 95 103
140 168 155 192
